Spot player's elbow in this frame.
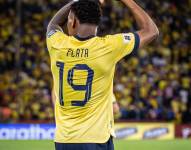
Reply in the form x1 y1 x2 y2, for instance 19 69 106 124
150 24 159 40
138 25 159 48
153 26 159 39
145 26 159 43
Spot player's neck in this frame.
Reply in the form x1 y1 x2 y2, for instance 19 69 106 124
75 24 97 38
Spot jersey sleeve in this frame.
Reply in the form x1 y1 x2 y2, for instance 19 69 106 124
108 32 140 62
46 30 68 53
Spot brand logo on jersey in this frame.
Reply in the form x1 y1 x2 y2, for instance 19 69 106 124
123 34 131 44
143 128 169 139
115 127 137 139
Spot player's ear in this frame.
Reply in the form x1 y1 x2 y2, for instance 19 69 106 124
68 10 75 29
72 18 76 29
68 11 73 25
73 17 81 29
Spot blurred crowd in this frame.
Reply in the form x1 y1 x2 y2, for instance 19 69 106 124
0 0 191 123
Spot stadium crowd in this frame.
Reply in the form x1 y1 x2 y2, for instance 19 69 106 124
0 0 191 123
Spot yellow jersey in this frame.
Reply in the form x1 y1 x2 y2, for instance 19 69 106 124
46 30 139 143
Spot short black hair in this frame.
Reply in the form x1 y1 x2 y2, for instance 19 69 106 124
71 0 101 25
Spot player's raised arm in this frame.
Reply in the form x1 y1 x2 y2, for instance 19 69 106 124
47 1 74 34
121 0 159 48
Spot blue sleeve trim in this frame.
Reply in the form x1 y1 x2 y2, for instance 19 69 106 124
133 32 140 52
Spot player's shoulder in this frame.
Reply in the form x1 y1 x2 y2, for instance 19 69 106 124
100 33 134 40
96 34 121 41
46 30 69 50
108 32 135 39
47 30 68 41
97 33 134 44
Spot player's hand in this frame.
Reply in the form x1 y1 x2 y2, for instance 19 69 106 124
99 0 105 5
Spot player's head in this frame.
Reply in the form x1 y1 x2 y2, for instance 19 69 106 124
67 0 101 36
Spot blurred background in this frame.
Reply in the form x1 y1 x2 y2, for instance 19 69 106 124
0 0 191 149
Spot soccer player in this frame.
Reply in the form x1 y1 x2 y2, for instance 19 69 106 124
46 0 159 150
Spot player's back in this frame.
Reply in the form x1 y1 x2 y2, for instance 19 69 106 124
47 30 139 143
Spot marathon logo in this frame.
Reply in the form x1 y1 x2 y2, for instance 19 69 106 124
143 128 169 139
0 124 55 140
115 127 137 139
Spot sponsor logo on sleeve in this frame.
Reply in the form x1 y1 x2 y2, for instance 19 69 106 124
47 30 57 38
123 34 131 44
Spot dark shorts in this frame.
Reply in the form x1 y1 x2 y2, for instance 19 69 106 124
55 137 114 150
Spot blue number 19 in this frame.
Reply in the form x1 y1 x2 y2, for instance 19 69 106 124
56 62 94 107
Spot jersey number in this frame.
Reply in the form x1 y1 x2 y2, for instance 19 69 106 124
56 61 94 107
